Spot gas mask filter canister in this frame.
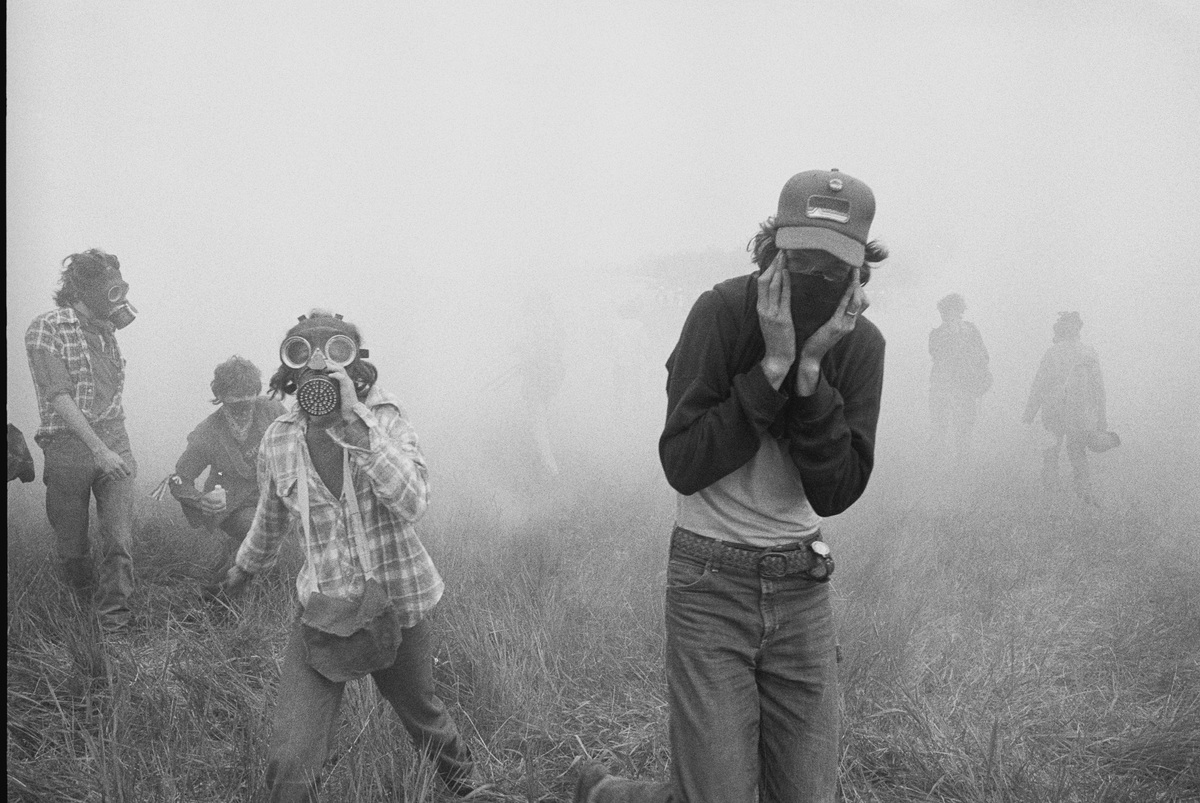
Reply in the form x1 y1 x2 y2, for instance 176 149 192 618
296 372 341 417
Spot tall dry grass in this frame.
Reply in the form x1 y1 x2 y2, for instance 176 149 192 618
7 440 1198 801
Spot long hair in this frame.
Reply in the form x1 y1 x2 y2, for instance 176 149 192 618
54 249 121 307
267 310 378 400
747 218 887 285
210 356 263 404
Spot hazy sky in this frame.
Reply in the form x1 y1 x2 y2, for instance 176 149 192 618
7 1 1200 482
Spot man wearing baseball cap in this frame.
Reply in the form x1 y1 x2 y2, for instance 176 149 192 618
576 170 888 802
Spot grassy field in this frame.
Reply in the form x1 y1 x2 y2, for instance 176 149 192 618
7 437 1199 802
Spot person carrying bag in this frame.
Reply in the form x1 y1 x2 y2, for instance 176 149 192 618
221 310 478 801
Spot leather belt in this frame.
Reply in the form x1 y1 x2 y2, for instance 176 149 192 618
670 526 825 580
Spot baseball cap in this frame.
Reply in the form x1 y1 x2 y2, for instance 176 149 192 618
774 169 876 266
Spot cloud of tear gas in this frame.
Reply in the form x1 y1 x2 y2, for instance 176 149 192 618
7 1 1199 511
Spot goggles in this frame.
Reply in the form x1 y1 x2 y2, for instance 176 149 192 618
784 250 853 283
280 333 360 369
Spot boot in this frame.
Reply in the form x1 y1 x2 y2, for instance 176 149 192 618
61 556 95 597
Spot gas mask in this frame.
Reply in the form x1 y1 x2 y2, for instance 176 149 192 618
81 269 137 329
279 328 369 417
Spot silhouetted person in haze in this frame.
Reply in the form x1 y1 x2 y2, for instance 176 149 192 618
163 357 284 585
1023 311 1108 505
928 293 991 460
575 169 888 803
514 295 566 477
610 298 653 428
24 249 139 634
220 310 476 801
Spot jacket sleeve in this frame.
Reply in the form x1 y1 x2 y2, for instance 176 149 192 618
782 330 885 516
1089 353 1107 428
971 323 990 366
1022 352 1054 423
659 289 787 495
169 424 212 527
172 424 210 489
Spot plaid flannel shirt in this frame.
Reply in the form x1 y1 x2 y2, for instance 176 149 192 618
25 307 125 442
235 385 444 625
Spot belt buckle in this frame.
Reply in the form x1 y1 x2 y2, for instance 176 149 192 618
757 552 788 579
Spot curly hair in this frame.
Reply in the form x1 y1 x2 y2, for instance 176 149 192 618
267 310 378 401
53 249 121 307
210 356 263 404
747 218 887 286
937 293 966 315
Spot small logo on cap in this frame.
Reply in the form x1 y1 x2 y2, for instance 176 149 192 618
828 178 843 192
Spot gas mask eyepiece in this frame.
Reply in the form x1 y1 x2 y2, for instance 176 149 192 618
280 334 359 369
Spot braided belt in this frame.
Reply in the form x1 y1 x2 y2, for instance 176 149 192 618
670 527 832 580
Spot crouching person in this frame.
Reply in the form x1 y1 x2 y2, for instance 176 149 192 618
222 310 477 801
169 357 285 583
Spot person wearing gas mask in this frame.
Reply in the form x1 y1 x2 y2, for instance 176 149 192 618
221 310 477 801
24 248 139 633
575 170 888 803
1022 311 1110 505
164 356 285 585
927 292 991 461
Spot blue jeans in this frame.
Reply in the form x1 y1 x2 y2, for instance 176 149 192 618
266 615 473 802
592 530 840 803
40 424 137 629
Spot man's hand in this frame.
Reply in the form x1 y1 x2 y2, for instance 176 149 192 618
757 252 796 390
795 267 869 396
327 366 361 421
221 565 252 596
93 446 132 480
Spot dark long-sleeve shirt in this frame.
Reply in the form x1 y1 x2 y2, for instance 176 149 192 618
170 396 286 528
659 273 885 517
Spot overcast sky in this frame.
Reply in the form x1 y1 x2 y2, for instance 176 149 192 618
7 0 1200 482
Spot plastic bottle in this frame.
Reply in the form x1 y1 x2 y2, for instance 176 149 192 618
211 484 227 509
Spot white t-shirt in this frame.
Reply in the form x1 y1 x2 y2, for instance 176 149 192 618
675 436 821 547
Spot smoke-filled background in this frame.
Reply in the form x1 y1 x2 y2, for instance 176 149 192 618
8 1 1200 495
8 4 1200 800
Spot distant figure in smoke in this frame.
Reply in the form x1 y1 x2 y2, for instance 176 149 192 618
575 169 888 802
163 357 284 584
610 298 653 427
928 293 991 459
1022 312 1111 505
513 294 566 476
24 248 139 634
220 310 477 800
